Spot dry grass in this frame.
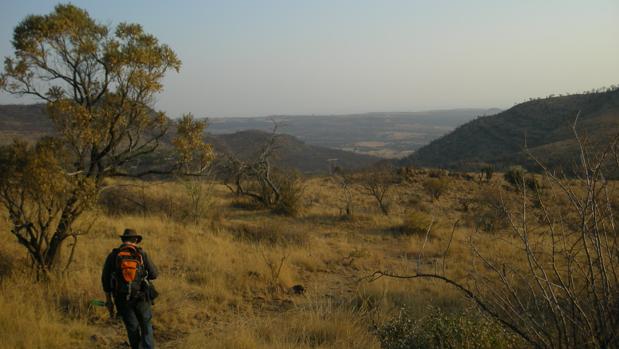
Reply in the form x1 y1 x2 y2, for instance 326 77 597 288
0 172 610 348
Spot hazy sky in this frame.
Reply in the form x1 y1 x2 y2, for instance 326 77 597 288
0 0 618 117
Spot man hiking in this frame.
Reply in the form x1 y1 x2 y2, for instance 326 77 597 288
102 228 158 349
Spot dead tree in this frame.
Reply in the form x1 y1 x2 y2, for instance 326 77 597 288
222 125 283 207
331 168 355 218
359 166 397 215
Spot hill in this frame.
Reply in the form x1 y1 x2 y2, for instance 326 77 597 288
0 104 53 143
401 89 619 172
0 104 378 174
208 109 500 158
206 130 378 173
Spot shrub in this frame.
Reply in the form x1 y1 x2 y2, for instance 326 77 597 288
428 169 447 178
403 192 424 208
481 165 495 181
423 177 450 200
457 197 473 212
272 171 305 217
503 166 525 189
464 187 510 233
525 175 542 193
98 181 218 224
378 307 517 349
475 209 507 233
397 211 433 236
503 166 543 194
99 184 171 216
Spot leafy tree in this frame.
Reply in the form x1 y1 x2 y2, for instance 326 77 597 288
0 4 212 275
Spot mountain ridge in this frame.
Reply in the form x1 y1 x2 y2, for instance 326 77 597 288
400 89 619 172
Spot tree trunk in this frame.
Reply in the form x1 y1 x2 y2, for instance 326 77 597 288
43 232 68 271
378 199 389 215
43 196 78 271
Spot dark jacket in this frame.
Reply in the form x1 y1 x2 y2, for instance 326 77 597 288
101 243 158 294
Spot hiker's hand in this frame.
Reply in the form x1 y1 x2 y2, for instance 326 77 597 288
105 301 115 318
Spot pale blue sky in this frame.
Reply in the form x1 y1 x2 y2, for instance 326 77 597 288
1 1 618 117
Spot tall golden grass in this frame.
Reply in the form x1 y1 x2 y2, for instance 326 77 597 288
0 173 604 348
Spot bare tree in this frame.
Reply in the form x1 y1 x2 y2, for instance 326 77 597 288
331 168 355 218
222 125 282 206
221 124 304 216
359 166 397 215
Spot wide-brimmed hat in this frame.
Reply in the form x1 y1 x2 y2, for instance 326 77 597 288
119 228 142 243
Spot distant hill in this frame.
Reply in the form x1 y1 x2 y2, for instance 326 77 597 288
206 130 378 174
401 89 619 173
0 104 52 143
0 104 378 174
208 109 500 158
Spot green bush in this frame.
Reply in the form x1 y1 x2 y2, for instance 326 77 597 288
378 307 518 349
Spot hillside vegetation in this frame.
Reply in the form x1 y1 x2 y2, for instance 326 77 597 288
0 172 519 348
403 89 619 172
1 160 617 348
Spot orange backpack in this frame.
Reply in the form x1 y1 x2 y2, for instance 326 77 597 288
114 244 146 297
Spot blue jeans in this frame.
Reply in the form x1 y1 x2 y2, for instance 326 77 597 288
115 296 155 349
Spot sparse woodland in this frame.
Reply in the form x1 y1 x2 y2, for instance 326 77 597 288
1 133 618 348
0 4 618 349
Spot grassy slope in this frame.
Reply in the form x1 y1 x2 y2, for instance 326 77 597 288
0 173 529 349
